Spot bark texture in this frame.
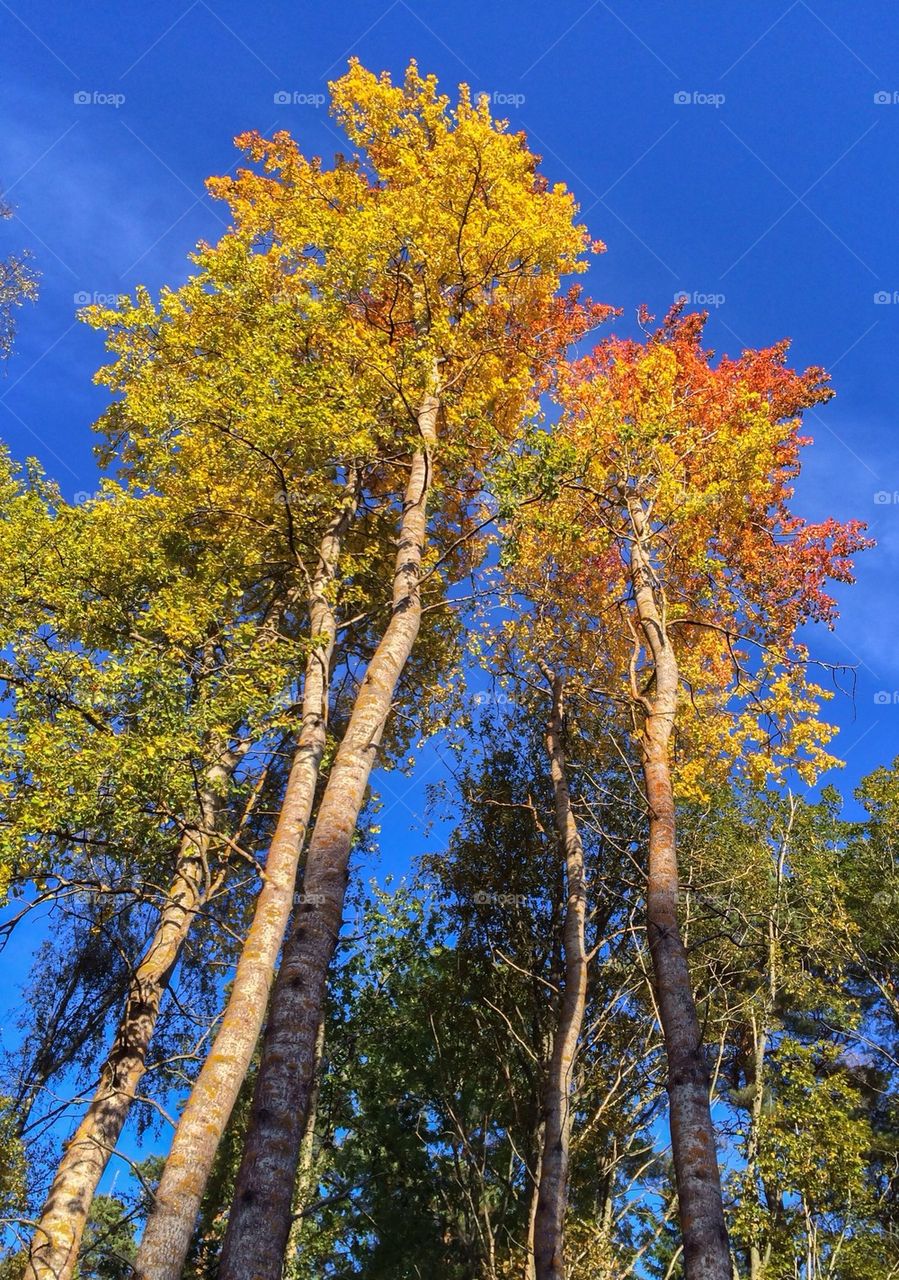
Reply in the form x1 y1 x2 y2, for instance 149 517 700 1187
629 505 731 1280
533 674 589 1280
24 827 210 1280
282 1017 325 1275
217 392 439 1280
523 1133 543 1280
133 497 355 1280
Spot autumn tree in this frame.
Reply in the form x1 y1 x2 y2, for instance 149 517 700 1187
502 306 869 1279
125 60 602 1280
16 114 431 1277
0 452 309 1280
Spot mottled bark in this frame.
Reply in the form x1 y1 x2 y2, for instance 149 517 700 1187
217 391 439 1280
283 1018 325 1278
628 505 731 1280
133 495 356 1280
25 828 210 1280
533 674 588 1280
523 1133 543 1280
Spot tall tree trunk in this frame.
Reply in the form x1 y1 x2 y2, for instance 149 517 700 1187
217 390 439 1280
747 805 789 1280
133 492 357 1280
747 1010 768 1280
523 1129 543 1280
283 1017 325 1279
533 673 589 1280
24 825 211 1280
628 504 731 1280
24 570 304 1280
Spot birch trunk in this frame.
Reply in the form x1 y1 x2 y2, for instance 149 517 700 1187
533 674 589 1280
628 506 731 1280
216 391 439 1280
133 494 356 1280
24 826 210 1280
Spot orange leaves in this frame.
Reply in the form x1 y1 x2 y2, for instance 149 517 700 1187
557 307 868 640
85 60 613 713
505 306 870 794
198 61 605 500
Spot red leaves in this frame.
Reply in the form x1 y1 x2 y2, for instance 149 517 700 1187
556 306 871 651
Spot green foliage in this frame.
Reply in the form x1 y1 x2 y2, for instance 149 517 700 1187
75 1195 137 1280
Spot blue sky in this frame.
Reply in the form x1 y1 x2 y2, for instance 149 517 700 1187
2 0 899 1211
1 2 898 933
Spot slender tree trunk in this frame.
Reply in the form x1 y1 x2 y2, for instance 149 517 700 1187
628 505 731 1280
217 390 439 1280
642 732 729 1278
295 1017 325 1206
748 815 788 1280
523 1128 543 1280
598 1153 615 1237
747 1010 768 1280
133 493 357 1280
282 1018 325 1279
533 674 589 1280
24 827 211 1280
523 1024 552 1280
